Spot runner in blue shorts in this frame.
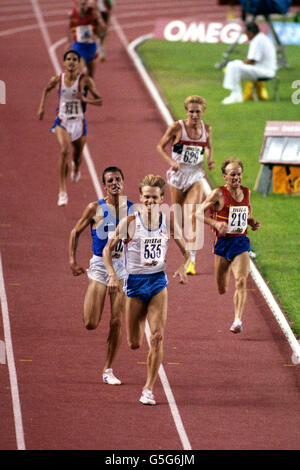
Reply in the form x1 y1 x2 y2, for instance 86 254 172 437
201 157 260 334
103 174 190 405
68 0 106 77
38 50 102 206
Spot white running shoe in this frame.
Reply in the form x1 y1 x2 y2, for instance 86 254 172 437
102 368 121 385
57 192 68 206
71 162 81 183
230 319 243 334
139 388 156 405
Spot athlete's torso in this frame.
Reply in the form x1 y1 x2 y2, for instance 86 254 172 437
71 8 96 43
125 211 169 274
172 120 207 167
57 73 85 120
213 185 250 237
91 198 133 258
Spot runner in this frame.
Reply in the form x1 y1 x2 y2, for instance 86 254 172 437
157 95 215 275
69 0 106 77
200 157 260 333
92 0 114 61
103 174 190 405
38 49 102 206
69 167 133 384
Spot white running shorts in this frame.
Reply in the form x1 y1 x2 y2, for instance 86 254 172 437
87 255 126 286
166 165 205 193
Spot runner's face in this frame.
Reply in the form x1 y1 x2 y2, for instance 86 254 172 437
64 53 80 72
79 0 88 11
186 103 204 124
103 172 124 196
140 186 163 212
224 163 243 188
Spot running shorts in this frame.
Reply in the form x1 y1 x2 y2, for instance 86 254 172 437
51 117 87 142
87 255 126 285
213 235 250 262
166 165 205 193
124 271 168 304
72 41 98 63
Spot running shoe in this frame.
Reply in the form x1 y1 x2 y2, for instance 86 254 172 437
186 260 196 275
103 368 121 385
57 192 68 206
230 319 243 334
71 162 81 183
139 388 156 405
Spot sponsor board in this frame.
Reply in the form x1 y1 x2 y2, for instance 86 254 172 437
153 19 269 43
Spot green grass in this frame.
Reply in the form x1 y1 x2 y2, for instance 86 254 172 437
138 39 300 336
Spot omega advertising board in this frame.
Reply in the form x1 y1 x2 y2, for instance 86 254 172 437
153 18 269 44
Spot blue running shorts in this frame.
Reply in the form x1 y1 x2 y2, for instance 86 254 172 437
72 41 97 63
124 271 168 304
214 235 250 262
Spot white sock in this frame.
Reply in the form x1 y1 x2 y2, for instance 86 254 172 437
190 251 196 263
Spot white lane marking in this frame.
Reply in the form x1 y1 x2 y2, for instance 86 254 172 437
0 253 26 450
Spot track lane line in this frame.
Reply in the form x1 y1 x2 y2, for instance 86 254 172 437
31 0 192 451
0 253 26 450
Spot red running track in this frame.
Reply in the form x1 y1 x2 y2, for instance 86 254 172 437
0 0 299 452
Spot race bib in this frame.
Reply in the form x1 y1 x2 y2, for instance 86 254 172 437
140 238 164 267
108 231 124 259
64 100 81 117
227 206 248 234
76 25 93 43
180 144 204 165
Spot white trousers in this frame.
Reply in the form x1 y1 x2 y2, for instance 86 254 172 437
223 60 275 95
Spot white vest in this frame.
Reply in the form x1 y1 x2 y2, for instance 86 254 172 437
125 212 169 275
58 73 84 120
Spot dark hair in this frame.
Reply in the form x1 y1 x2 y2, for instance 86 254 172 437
102 167 124 184
245 22 259 36
63 49 81 62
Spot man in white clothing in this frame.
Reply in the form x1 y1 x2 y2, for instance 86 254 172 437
222 22 277 104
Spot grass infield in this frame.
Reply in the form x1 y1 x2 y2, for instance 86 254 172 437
138 39 300 336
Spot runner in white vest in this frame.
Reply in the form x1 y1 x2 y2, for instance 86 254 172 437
103 174 190 405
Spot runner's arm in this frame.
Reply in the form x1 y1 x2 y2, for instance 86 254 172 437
37 76 59 120
69 202 99 276
198 188 228 235
78 76 103 106
169 215 190 284
204 124 215 170
156 122 181 171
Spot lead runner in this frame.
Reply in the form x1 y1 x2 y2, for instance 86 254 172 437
103 174 190 405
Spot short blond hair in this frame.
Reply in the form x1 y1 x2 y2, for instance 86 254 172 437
139 174 165 195
184 95 207 111
221 157 243 175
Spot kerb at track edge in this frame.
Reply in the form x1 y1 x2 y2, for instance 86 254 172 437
127 34 300 365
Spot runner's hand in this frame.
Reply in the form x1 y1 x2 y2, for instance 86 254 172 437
70 262 86 276
173 266 188 284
